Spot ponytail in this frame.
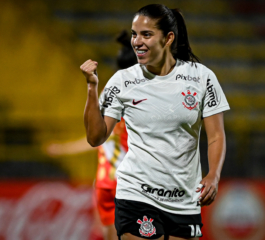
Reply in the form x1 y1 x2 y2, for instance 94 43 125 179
170 9 200 63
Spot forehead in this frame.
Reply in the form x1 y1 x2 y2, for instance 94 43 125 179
132 15 158 30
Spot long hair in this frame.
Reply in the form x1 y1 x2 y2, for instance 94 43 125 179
135 4 200 63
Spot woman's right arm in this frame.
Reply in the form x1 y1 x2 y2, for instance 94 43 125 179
80 59 117 147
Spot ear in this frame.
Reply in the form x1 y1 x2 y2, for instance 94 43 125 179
165 32 175 47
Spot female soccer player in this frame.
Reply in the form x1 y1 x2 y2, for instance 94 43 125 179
80 4 230 240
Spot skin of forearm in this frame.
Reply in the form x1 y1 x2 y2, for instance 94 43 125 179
84 83 107 147
207 134 226 181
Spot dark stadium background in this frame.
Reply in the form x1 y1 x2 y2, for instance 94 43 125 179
0 0 264 240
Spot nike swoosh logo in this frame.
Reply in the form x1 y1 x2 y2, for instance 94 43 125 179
133 99 147 105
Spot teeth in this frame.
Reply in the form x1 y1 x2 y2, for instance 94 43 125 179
137 50 147 54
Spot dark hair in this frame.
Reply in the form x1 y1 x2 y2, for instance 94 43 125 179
135 4 200 63
116 30 138 69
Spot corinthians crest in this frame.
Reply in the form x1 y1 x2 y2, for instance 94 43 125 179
181 90 198 110
137 216 156 237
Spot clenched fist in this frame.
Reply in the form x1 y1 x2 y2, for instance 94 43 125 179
80 59 99 85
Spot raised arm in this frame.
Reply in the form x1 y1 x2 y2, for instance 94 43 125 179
80 60 117 146
197 112 226 206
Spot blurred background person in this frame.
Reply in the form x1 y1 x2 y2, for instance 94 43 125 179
45 30 137 240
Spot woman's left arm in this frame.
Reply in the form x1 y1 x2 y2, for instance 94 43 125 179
198 112 226 207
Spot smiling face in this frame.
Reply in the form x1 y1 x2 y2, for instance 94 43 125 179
131 15 168 67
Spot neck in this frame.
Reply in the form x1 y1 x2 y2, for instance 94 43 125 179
146 55 176 76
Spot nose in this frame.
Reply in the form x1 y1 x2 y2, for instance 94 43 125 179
132 35 143 48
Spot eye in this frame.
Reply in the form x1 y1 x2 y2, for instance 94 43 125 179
131 31 137 38
144 32 151 38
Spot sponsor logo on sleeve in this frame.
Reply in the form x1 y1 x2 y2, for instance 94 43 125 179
176 74 200 83
137 216 156 237
206 78 218 107
103 86 120 108
181 90 198 110
125 78 150 87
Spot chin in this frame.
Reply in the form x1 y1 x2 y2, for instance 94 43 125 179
137 58 148 65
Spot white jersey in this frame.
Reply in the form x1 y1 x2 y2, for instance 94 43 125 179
99 59 230 214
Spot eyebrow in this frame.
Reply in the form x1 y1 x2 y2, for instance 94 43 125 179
131 29 154 34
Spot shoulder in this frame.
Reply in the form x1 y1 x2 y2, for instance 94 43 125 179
111 64 144 88
108 64 141 81
105 64 142 93
181 60 218 82
117 63 141 76
191 62 216 78
178 60 213 74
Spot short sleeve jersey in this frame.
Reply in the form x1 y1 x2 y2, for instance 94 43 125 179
96 118 128 189
99 59 230 214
